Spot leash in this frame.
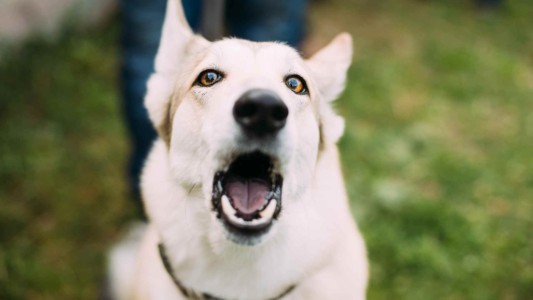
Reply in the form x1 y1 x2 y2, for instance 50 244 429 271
158 244 296 300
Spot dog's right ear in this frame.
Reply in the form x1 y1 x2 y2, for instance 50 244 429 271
306 33 353 103
306 33 353 146
145 0 209 143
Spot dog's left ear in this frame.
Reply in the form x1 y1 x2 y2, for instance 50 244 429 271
306 33 353 145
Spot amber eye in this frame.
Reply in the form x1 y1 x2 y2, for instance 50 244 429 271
196 69 223 87
285 75 308 95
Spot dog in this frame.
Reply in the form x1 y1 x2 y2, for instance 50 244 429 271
108 0 368 299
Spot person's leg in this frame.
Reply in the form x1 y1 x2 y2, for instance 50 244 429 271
120 0 201 217
225 0 308 48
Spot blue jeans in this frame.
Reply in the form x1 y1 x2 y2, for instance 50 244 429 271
120 0 308 215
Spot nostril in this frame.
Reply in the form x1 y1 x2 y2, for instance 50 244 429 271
234 101 258 121
271 105 289 122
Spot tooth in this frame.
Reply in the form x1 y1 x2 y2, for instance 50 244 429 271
221 195 236 216
228 213 251 227
259 200 277 219
249 217 268 226
229 214 248 226
228 214 269 227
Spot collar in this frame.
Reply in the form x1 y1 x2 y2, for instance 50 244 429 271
158 244 295 300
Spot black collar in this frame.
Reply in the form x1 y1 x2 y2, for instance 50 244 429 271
158 244 295 300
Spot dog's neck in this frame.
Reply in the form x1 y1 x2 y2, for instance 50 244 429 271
158 243 296 300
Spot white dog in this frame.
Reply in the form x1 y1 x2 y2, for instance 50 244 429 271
108 0 368 299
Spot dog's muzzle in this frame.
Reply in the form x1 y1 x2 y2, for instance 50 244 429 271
210 90 287 245
212 152 283 245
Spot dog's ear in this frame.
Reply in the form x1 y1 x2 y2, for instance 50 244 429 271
306 33 353 103
306 33 353 146
154 0 196 73
145 0 209 143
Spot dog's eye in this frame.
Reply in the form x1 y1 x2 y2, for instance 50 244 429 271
196 70 223 87
285 75 308 95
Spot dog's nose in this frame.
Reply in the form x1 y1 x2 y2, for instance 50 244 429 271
233 89 289 137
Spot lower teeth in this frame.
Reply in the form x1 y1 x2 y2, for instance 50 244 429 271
220 195 277 226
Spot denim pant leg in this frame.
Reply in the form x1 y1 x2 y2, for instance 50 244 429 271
226 0 308 48
120 0 202 217
120 0 164 213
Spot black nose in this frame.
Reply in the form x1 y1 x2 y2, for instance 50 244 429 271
233 89 289 137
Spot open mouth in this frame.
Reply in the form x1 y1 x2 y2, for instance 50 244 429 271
212 151 283 240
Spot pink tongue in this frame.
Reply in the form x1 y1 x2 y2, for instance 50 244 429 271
226 179 270 214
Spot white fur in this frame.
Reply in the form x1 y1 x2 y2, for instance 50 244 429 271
109 0 368 299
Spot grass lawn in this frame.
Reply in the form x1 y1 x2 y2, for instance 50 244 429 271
1 0 532 299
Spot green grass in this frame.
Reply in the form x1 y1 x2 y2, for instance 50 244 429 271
0 26 135 299
1 1 532 299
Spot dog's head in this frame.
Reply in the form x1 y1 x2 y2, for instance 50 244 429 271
145 0 352 246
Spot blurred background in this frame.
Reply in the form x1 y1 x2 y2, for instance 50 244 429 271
0 0 532 299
